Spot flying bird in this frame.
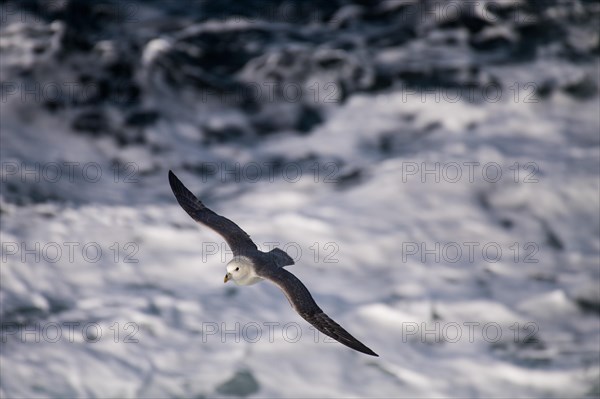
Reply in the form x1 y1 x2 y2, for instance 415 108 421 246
168 170 378 357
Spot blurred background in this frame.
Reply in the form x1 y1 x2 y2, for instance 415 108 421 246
1 0 599 398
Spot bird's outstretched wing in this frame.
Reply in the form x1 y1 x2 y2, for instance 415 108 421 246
259 267 378 356
168 170 257 256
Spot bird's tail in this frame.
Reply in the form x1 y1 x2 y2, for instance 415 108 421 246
269 248 295 267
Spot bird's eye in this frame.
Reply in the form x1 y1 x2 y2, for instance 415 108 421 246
235 267 239 271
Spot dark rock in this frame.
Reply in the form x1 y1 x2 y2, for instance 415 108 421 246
336 169 363 189
114 129 147 147
470 28 514 52
439 12 492 34
563 75 599 100
576 296 600 315
296 106 323 134
215 370 260 397
72 110 110 135
545 227 564 251
202 122 248 144
477 192 491 211
125 110 160 127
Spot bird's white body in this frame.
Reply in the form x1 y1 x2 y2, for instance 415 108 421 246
226 257 263 286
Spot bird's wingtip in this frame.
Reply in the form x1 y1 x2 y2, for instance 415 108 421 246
168 170 179 186
359 346 379 357
168 170 183 195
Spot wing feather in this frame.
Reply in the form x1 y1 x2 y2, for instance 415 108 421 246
260 268 378 357
168 170 257 256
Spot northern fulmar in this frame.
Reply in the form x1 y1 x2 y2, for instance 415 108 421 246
168 170 378 356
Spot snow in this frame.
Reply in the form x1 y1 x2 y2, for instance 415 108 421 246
1 1 599 398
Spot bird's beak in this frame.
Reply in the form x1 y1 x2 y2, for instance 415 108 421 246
224 273 231 283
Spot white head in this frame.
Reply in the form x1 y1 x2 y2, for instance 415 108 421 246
224 257 262 286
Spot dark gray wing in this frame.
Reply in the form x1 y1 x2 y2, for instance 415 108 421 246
259 267 378 357
168 170 257 256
